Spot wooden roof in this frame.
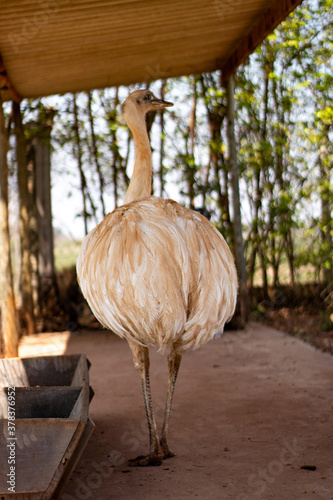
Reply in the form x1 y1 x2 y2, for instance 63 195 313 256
0 0 303 102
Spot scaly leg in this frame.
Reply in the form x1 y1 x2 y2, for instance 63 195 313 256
160 345 183 458
127 341 164 466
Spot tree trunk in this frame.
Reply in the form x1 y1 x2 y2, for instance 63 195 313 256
110 88 121 207
199 74 232 238
226 75 250 324
211 118 232 234
34 107 64 330
0 94 19 357
12 101 36 334
87 92 106 217
26 140 40 321
318 125 333 282
187 79 197 209
159 80 167 198
272 77 295 288
248 62 269 297
35 109 56 283
73 94 88 234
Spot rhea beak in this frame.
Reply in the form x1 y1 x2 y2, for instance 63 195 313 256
151 98 174 109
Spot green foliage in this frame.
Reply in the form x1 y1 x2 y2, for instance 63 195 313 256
236 0 333 286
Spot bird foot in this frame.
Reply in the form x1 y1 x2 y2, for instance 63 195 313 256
161 446 175 459
163 450 175 459
127 453 164 467
160 439 175 459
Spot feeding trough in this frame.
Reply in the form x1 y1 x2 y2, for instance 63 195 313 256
0 354 95 499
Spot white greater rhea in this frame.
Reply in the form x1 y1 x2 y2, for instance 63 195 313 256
77 89 238 466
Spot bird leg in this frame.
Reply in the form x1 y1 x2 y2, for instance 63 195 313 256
127 342 164 466
159 345 183 458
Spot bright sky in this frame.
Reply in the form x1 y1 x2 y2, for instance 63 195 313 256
51 150 184 240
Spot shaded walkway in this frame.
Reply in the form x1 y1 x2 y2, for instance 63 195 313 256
19 323 333 499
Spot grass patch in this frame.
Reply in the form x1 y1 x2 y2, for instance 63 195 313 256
54 237 82 270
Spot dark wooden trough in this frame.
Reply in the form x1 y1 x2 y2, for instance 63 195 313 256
0 354 94 499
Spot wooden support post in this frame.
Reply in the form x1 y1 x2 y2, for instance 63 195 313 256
226 75 250 324
33 107 63 330
34 109 56 286
0 94 19 357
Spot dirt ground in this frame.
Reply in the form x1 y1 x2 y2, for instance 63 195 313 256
18 323 333 500
258 308 333 355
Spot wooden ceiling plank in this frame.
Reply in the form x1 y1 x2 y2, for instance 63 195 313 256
220 0 304 82
0 0 305 99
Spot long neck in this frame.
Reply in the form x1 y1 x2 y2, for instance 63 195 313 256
124 114 152 204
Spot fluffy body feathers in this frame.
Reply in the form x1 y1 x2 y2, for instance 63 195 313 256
77 196 237 351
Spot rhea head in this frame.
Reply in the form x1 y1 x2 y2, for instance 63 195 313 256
122 89 173 129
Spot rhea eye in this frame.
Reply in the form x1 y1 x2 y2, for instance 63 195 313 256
144 93 152 101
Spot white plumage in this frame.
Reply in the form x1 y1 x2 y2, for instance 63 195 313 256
77 90 238 466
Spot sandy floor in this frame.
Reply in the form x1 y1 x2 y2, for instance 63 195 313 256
19 323 333 500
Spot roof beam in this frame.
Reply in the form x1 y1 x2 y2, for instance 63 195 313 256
220 0 304 83
0 54 21 103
